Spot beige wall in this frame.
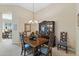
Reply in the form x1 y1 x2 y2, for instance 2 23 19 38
35 3 76 52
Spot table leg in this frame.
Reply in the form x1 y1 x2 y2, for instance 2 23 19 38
32 47 35 56
49 47 52 56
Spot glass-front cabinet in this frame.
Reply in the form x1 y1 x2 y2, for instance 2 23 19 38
39 21 56 47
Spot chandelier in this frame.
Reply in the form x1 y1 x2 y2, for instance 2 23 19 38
28 3 38 24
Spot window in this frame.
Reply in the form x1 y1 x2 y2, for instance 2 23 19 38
2 13 12 20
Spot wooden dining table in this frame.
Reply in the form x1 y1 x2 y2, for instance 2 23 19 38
24 36 48 56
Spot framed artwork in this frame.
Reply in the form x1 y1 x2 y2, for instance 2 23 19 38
24 23 31 32
77 13 79 26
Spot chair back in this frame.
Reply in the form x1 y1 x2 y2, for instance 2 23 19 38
19 33 25 46
60 32 67 43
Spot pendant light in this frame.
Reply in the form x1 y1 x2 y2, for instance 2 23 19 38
28 3 38 24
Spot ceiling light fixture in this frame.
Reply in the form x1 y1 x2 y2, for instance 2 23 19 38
28 2 38 24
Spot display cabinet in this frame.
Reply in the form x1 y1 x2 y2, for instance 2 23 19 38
39 21 56 47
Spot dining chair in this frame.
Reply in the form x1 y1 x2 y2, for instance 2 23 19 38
38 45 52 56
57 32 68 53
37 33 53 56
19 32 32 56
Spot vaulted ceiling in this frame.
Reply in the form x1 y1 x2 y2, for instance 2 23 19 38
0 3 51 12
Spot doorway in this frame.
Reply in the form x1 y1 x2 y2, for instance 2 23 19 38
1 13 12 40
2 23 12 39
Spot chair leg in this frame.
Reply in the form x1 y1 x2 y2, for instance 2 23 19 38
66 46 68 53
57 44 59 50
21 48 23 55
24 49 26 56
60 45 61 48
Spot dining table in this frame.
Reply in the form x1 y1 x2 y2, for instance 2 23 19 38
24 36 48 56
